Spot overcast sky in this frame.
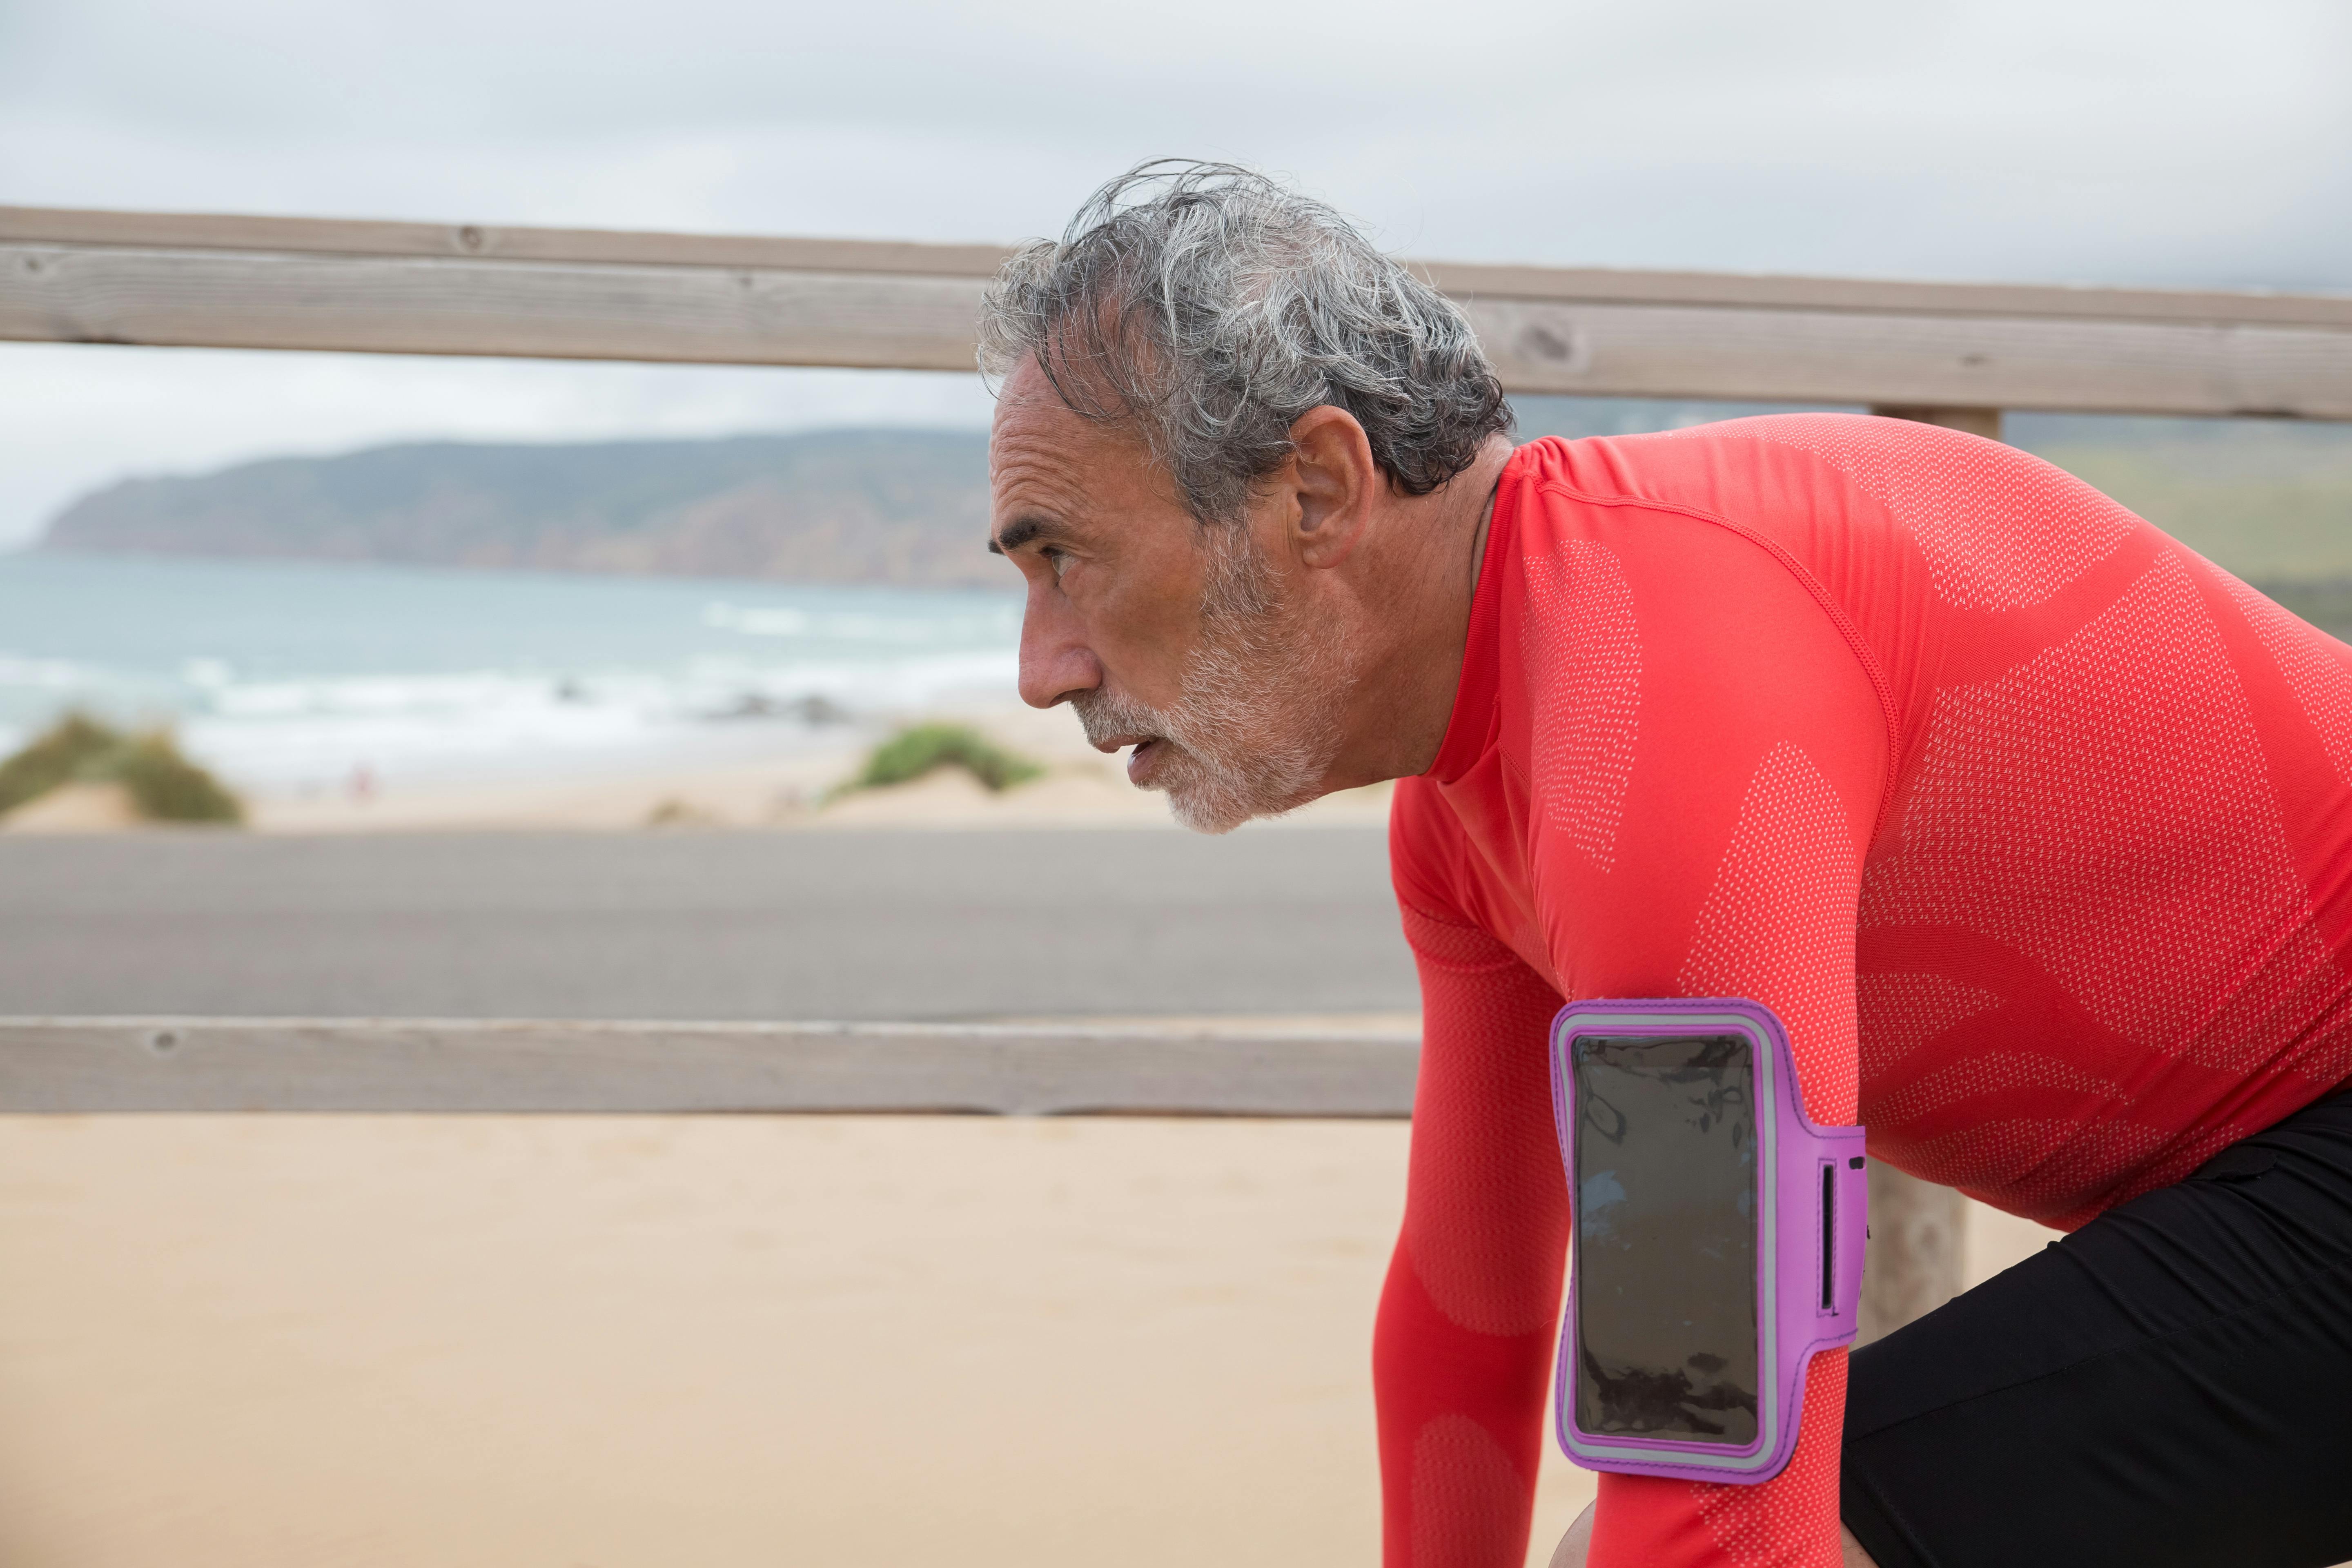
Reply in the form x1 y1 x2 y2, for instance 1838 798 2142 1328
4 0 2348 544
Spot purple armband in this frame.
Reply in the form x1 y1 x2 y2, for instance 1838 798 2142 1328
1549 997 1866 1485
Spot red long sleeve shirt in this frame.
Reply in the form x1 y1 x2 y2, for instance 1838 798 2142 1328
1378 414 2352 1568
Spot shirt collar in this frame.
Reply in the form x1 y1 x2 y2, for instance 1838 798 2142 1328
1426 451 1525 785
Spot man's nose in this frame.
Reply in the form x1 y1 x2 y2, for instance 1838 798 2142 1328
1017 590 1102 710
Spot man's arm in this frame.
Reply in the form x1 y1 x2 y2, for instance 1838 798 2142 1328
1577 744 1875 1568
1512 478 1886 1567
1374 903 1568 1568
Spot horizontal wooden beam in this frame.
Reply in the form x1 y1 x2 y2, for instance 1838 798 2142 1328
0 204 1018 279
1466 297 2352 415
0 1017 1421 1116
6 204 2352 417
2 245 991 371
1871 404 2004 442
15 206 2349 328
1416 259 2352 330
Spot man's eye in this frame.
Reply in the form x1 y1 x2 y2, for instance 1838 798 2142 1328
1042 547 1072 579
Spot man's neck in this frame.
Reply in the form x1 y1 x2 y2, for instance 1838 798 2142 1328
1319 434 1516 790
1465 489 1497 595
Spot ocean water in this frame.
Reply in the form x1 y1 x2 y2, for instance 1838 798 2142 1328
0 552 1021 791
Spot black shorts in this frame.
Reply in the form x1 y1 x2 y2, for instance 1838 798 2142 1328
1842 1088 2352 1568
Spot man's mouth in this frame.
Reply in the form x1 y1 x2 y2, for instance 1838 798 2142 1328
1074 706 1175 790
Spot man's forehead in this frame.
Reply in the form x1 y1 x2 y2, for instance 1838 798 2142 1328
991 370 1141 496
988 370 1099 556
987 356 1193 552
990 392 1089 458
990 361 1100 456
988 401 1098 504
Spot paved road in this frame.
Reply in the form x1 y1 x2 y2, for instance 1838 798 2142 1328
0 829 1414 1020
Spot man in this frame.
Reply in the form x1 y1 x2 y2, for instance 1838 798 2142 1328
978 161 2352 1568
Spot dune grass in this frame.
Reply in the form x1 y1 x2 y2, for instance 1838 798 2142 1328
0 712 244 824
830 722 1045 801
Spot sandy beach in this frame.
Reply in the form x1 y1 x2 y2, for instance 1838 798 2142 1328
0 697 1394 836
245 753 1396 835
0 1114 2055 1568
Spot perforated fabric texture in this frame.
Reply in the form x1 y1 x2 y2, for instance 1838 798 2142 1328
1854 972 2001 1080
1679 742 1862 1125
1864 555 2331 1068
1688 1353 1850 1568
1523 539 1642 871
1412 1414 1540 1568
1379 416 2352 1568
1374 936 1567 1567
1852 552 2345 1219
1687 413 2137 611
1397 942 1572 1338
1399 900 1526 974
2223 570 2352 791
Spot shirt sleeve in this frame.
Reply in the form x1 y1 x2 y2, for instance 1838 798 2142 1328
1376 474 1890 1568
1544 501 1884 1568
1374 863 1569 1568
1586 736 1866 1568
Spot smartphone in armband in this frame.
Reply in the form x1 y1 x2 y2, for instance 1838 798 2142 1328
1549 998 1867 1485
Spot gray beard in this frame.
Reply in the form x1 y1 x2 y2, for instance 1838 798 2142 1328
1074 529 1355 835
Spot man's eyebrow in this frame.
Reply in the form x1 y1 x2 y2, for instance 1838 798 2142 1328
988 515 1069 556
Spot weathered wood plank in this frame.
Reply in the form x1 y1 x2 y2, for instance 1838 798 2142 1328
0 205 1018 278
1871 404 2005 442
1464 294 2352 416
0 1017 1421 1116
10 236 2350 416
1419 259 2352 330
13 205 2352 330
2 246 991 370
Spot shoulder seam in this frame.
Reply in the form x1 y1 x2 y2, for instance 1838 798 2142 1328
1395 893 1483 931
1531 478 1902 842
1387 786 1482 931
1394 894 1526 973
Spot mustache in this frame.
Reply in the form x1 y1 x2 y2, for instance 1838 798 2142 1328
1072 684 1172 748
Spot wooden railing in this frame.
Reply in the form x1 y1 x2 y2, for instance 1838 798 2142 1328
0 1014 1947 1336
0 1017 1419 1116
9 203 2352 439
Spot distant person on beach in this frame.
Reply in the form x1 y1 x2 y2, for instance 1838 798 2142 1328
979 161 2352 1568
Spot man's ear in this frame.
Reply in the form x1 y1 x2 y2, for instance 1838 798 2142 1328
1284 405 1378 570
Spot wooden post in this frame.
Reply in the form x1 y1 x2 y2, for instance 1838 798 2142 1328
1857 1158 1967 1345
1869 404 2005 443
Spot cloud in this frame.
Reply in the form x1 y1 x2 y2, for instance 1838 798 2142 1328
2 0 2346 544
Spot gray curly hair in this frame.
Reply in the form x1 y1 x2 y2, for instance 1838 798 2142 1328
977 160 1512 526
